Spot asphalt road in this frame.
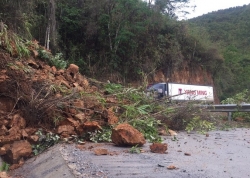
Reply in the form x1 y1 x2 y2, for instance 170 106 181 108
10 128 250 178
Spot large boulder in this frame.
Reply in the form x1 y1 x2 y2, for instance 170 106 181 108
111 123 146 146
4 140 32 164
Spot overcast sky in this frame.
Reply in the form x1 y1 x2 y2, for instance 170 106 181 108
182 0 250 19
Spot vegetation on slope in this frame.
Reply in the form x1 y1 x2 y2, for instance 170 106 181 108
189 4 250 99
0 0 222 87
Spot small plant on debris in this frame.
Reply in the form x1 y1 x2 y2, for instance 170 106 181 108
50 53 68 69
130 118 163 143
185 116 215 134
38 49 67 69
129 145 141 154
0 162 10 172
104 83 123 94
88 127 112 143
32 129 60 155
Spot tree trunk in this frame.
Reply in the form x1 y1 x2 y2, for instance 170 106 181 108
45 0 57 51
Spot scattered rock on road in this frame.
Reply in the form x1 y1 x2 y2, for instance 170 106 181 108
150 143 168 154
94 148 109 155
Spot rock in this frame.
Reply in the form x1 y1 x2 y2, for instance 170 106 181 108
67 117 79 127
66 64 79 78
83 121 102 132
21 129 28 138
4 140 32 164
0 125 8 136
28 135 39 144
94 148 108 155
167 165 178 170
76 74 89 88
0 69 8 83
75 144 85 150
0 134 21 146
150 143 168 154
0 119 9 127
68 108 77 115
9 158 24 170
56 69 65 75
184 152 191 156
51 66 57 73
111 123 146 146
73 100 84 108
27 59 39 68
61 80 71 89
0 144 10 155
106 97 117 103
0 96 15 112
9 114 26 129
31 49 39 58
0 172 10 178
57 125 76 138
74 113 86 123
102 107 119 125
8 127 20 136
158 129 167 136
168 129 177 136
24 127 37 135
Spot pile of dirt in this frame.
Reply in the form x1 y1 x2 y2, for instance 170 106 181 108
0 48 145 168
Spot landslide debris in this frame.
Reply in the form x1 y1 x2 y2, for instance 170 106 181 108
0 34 126 165
0 33 157 167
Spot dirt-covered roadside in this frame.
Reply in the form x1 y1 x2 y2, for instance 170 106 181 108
10 128 250 178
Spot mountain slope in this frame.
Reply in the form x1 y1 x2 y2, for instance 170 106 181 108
189 4 250 99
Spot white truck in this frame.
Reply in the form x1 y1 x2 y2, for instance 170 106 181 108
147 83 214 102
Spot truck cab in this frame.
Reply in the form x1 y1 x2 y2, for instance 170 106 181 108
147 83 167 99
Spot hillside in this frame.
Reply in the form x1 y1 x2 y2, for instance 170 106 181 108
189 4 250 99
0 0 222 95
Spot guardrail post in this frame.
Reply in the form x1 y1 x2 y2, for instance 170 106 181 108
228 112 232 121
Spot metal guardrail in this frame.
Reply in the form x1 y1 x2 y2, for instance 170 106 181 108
202 104 250 121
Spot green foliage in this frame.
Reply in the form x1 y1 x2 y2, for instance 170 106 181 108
88 127 112 143
129 118 163 143
185 116 214 134
0 162 10 172
104 83 123 94
121 103 152 120
38 49 67 69
32 129 60 155
221 89 250 104
190 5 250 99
0 25 30 58
50 53 68 69
221 89 250 121
129 145 141 154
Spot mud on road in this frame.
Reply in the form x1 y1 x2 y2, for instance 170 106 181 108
10 128 250 178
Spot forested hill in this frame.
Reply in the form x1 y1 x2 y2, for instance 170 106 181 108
1 0 243 100
0 1 222 84
189 4 250 99
190 4 250 49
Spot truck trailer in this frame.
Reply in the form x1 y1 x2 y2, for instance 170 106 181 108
147 83 214 102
